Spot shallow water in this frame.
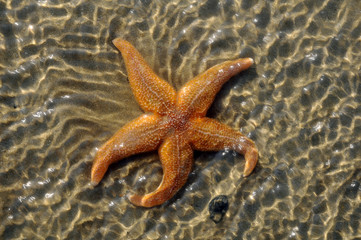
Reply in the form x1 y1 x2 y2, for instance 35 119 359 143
1 0 361 239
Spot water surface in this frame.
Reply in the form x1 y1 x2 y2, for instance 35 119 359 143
1 0 361 239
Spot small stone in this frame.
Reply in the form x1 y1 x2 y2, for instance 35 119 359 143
209 195 229 223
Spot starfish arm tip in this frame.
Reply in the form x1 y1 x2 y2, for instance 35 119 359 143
90 166 105 185
112 38 130 51
242 147 258 177
128 194 151 208
112 37 122 45
240 57 254 68
90 180 99 186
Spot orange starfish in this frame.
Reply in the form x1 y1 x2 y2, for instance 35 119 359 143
91 38 258 207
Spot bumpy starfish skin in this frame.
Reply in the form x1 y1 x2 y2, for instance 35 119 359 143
91 38 258 207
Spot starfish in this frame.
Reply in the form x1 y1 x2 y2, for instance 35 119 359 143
91 38 258 208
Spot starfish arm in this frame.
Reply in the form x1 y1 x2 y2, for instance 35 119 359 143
177 58 253 117
113 38 176 115
188 117 258 176
129 134 193 207
91 114 169 185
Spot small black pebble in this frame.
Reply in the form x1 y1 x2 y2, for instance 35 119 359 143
209 195 229 223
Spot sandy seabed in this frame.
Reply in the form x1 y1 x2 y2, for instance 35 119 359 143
0 0 360 239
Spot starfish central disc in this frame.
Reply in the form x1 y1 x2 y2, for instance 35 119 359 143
166 110 189 130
